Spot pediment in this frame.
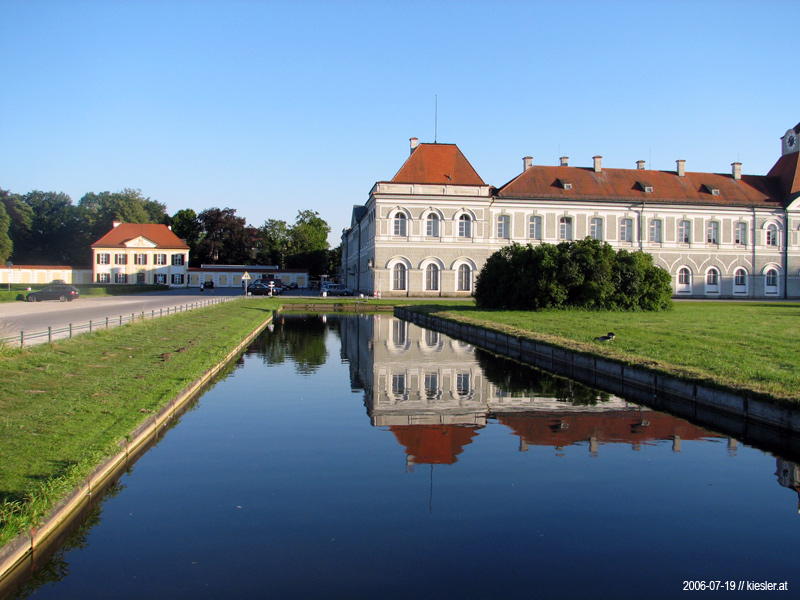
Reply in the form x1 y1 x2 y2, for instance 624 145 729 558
123 236 159 248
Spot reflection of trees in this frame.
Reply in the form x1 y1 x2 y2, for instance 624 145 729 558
247 315 329 375
475 348 610 405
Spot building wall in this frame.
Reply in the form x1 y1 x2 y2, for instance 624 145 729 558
0 267 93 286
93 244 189 286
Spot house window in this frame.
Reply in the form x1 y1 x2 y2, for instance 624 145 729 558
559 217 573 241
172 274 184 285
620 218 634 242
457 264 471 291
766 269 778 290
425 264 439 291
424 372 440 400
589 217 603 241
706 268 719 286
172 254 184 266
392 320 407 347
97 273 110 283
458 214 472 238
115 273 127 283
114 253 127 265
649 219 663 243
734 268 747 289
97 253 110 265
679 268 691 285
678 220 691 244
706 221 719 244
391 373 407 398
456 372 471 398
393 213 407 237
155 253 167 265
134 253 147 266
392 263 406 290
155 274 167 284
529 215 542 240
497 215 511 239
735 222 747 245
424 329 441 347
766 223 779 246
426 214 440 237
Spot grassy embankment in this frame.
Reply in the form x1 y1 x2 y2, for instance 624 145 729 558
411 301 800 403
0 296 281 546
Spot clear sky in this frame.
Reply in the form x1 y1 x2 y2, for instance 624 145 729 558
2 0 798 246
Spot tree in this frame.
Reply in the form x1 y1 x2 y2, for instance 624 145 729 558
285 210 331 278
170 209 202 261
255 219 290 267
195 207 251 265
10 190 83 265
79 189 168 246
0 201 12 263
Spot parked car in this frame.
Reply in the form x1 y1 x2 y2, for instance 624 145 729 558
247 281 282 296
323 284 354 296
26 284 80 302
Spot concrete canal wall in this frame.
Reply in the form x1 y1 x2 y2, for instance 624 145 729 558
395 307 800 454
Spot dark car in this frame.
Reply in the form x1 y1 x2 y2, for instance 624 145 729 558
26 284 80 302
247 282 277 296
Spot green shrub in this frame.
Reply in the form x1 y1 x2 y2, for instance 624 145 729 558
474 239 673 311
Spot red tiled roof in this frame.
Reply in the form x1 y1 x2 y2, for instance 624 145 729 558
767 151 800 200
497 164 786 207
389 424 482 464
389 143 486 186
92 223 190 249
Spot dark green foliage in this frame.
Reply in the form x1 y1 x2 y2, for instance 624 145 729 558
474 239 672 311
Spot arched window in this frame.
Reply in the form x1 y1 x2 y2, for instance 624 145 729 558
425 264 439 291
735 222 747 245
766 223 779 246
426 213 440 237
392 263 406 290
497 215 511 239
706 221 719 244
393 212 407 237
458 214 472 238
706 268 719 285
457 264 472 291
678 220 691 244
734 268 747 291
679 268 691 285
649 219 663 243
559 217 573 240
529 215 542 240
766 268 778 290
620 218 634 242
590 217 603 241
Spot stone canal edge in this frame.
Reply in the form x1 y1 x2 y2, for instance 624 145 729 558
0 311 277 588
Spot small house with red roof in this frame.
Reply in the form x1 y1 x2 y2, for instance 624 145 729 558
91 222 190 286
343 123 800 299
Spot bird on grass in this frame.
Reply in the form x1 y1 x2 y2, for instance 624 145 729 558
594 332 615 342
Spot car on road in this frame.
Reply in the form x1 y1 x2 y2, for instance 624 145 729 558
322 284 354 296
26 284 80 302
247 281 281 296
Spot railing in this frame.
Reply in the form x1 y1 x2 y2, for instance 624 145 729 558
0 296 241 348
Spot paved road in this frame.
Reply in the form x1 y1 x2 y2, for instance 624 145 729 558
0 288 248 346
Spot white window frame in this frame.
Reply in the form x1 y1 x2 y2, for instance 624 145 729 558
115 273 127 283
765 268 779 293
172 254 184 266
589 217 603 241
172 274 184 285
155 253 167 266
425 263 440 291
706 221 719 244
734 268 748 294
97 272 110 283
426 213 440 237
497 215 511 239
458 214 472 238
649 219 663 243
678 220 691 244
766 223 779 247
620 218 634 242
457 264 471 292
134 253 147 266
559 217 573 241
393 212 407 237
529 215 542 240
392 263 407 291
114 253 127 265
735 222 747 246
97 253 110 265
677 267 692 293
155 274 167 285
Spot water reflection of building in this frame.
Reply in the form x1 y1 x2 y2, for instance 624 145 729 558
339 314 723 465
776 460 800 513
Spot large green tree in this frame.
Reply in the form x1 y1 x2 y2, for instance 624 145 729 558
0 201 12 264
285 210 331 277
9 190 83 265
195 207 252 265
169 208 202 262
255 219 290 267
79 189 168 246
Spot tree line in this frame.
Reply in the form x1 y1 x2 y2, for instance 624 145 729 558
0 188 339 277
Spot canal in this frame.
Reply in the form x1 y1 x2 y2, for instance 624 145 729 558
7 314 799 599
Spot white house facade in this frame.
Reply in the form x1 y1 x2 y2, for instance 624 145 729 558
343 125 800 299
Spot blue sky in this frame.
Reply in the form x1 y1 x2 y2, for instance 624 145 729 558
2 0 798 245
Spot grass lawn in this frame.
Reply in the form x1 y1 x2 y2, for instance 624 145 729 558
413 301 800 402
0 296 281 545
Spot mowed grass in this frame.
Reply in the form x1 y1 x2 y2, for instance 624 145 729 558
416 301 800 402
0 297 280 545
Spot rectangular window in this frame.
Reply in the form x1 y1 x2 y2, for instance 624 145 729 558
678 220 691 244
649 220 662 243
497 215 510 239
458 216 471 238
97 273 110 283
134 253 147 265
735 223 747 245
114 253 127 265
115 273 127 283
172 254 184 266
589 217 603 241
155 274 167 284
620 218 633 242
559 217 573 241
172 274 184 284
97 253 110 265
529 216 542 240
456 372 471 398
155 253 167 265
707 221 719 244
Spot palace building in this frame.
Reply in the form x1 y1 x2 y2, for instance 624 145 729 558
342 123 800 299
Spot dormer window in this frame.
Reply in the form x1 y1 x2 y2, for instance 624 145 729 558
703 184 720 196
557 179 573 190
638 182 654 193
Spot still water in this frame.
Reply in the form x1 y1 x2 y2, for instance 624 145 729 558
12 314 800 599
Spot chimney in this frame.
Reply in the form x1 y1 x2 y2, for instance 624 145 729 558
593 155 602 173
676 159 686 177
636 160 646 170
523 156 533 172
112 221 122 228
559 156 569 167
409 137 419 154
732 162 742 180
